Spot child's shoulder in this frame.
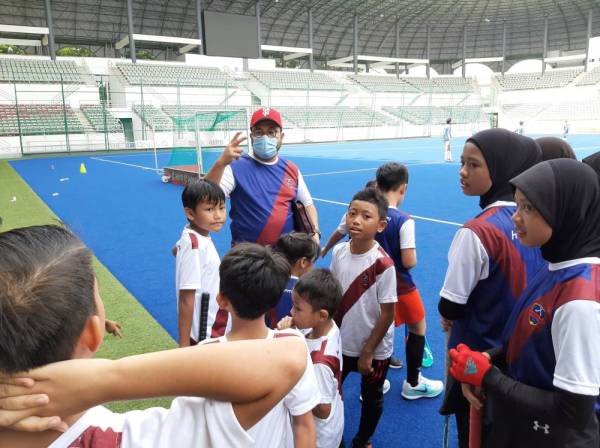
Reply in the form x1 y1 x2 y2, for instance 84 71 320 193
332 240 350 258
273 327 305 340
387 207 412 224
465 205 514 231
179 228 215 250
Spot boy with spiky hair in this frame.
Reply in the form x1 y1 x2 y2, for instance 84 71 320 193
375 162 443 400
330 188 397 448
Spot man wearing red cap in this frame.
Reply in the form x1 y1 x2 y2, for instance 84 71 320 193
205 107 320 246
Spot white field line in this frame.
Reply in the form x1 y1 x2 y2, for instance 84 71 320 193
312 197 462 227
303 167 378 177
90 157 162 172
303 161 454 177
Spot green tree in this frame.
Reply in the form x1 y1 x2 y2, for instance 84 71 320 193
57 47 93 57
0 45 25 55
135 49 155 60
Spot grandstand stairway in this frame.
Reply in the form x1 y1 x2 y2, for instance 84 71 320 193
73 109 96 133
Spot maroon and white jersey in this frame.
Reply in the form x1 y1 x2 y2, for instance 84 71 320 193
203 328 320 447
330 241 397 360
306 323 344 448
49 398 252 448
175 226 229 341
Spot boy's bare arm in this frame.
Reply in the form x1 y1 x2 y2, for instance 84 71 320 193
321 230 344 258
0 338 307 431
400 248 417 270
178 290 195 347
305 204 320 245
358 302 395 375
292 412 316 448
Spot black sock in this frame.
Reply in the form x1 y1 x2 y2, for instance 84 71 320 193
406 332 425 387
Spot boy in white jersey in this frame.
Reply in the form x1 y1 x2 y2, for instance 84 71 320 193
278 269 345 448
206 242 320 447
175 179 229 346
330 188 397 448
0 225 309 448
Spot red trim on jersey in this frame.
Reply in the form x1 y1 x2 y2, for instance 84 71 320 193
311 339 343 396
256 161 299 246
69 426 122 447
274 332 299 338
506 269 599 364
210 309 229 338
465 212 527 300
188 232 199 250
334 248 395 327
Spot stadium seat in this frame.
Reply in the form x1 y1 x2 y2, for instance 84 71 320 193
0 104 84 136
0 58 83 84
575 67 600 86
277 106 397 128
116 63 234 88
133 105 173 131
250 70 344 90
495 69 581 90
81 105 123 132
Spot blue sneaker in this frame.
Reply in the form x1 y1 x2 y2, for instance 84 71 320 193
401 375 443 400
422 339 434 368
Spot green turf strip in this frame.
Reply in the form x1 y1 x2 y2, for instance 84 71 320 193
1 161 175 412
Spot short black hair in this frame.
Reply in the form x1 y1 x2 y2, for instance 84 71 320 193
274 232 320 265
219 243 290 319
0 225 96 373
294 269 342 318
446 118 452 124
376 162 409 192
350 187 388 221
182 179 225 210
364 179 377 189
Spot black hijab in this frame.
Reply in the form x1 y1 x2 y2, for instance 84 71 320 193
536 137 577 161
510 159 600 263
583 151 600 178
467 129 542 209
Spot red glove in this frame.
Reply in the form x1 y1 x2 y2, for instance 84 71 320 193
449 343 491 387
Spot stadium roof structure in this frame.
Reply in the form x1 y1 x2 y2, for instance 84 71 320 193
2 0 600 68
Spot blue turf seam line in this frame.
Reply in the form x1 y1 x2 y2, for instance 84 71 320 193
312 197 463 227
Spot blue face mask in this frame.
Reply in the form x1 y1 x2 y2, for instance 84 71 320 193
252 136 279 160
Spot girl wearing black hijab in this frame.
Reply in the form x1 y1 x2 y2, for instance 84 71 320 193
437 129 546 448
536 136 577 161
450 159 600 447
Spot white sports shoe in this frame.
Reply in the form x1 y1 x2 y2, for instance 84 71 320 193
401 374 444 400
359 379 390 401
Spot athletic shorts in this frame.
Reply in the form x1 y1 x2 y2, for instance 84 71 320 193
394 288 425 326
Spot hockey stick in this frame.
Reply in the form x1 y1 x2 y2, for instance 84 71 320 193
469 405 482 448
443 330 450 448
198 292 210 342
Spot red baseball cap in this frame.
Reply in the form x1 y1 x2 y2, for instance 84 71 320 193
250 107 283 129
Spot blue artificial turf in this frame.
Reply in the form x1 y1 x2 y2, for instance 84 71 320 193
9 134 600 447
